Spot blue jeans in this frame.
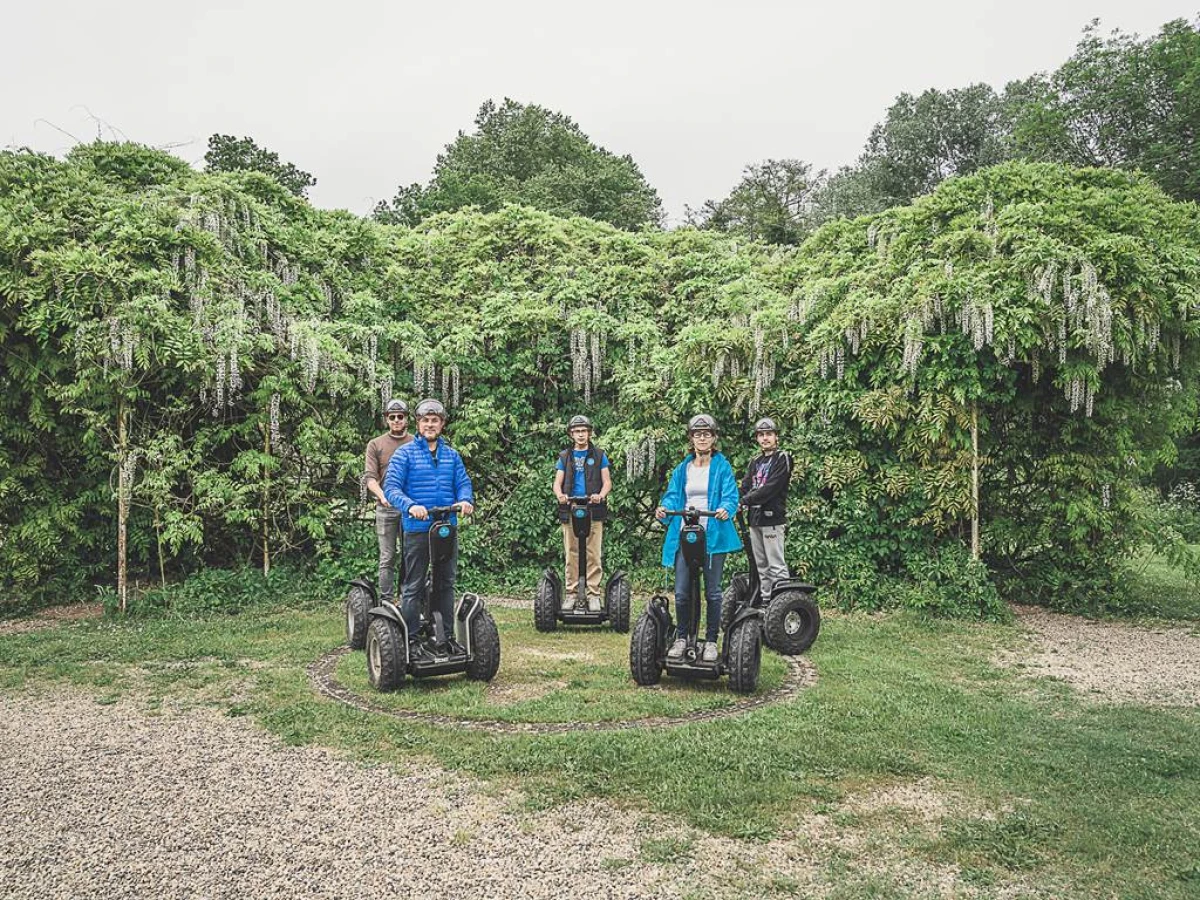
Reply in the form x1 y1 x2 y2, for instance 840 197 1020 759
400 529 458 638
674 548 725 643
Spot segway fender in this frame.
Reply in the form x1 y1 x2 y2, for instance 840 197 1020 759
728 603 764 630
369 602 410 664
348 577 377 601
772 578 817 597
455 592 484 654
646 595 671 650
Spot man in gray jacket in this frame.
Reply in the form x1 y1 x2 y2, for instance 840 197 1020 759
363 399 413 604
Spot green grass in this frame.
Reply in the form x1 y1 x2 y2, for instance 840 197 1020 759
2 579 1198 899
1123 544 1200 620
334 607 786 723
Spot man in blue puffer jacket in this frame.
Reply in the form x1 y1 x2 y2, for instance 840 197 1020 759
383 399 475 637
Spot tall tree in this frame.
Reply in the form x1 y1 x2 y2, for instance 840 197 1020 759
204 134 317 198
690 159 822 245
1008 17 1200 203
374 99 662 230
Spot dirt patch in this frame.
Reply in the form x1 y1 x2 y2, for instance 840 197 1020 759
0 602 101 636
842 776 961 823
518 646 599 663
486 678 568 705
998 606 1200 706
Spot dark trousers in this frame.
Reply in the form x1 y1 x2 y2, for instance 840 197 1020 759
673 548 725 643
400 529 458 637
375 506 401 601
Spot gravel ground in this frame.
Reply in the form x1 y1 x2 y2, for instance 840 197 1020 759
999 606 1200 706
0 691 993 900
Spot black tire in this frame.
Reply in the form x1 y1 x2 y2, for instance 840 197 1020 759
465 607 501 682
534 573 558 632
720 573 750 634
629 611 663 686
607 576 631 633
366 617 404 691
764 590 821 655
727 618 763 694
345 586 372 650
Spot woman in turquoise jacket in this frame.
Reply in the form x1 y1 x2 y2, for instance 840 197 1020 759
655 414 743 662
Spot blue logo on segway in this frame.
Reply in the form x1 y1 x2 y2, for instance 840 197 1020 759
685 532 698 543
437 525 451 538
574 508 587 518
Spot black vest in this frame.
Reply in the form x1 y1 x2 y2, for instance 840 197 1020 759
557 445 608 522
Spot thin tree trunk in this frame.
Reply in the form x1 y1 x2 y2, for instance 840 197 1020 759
971 402 980 561
154 503 166 591
262 424 271 577
117 397 128 614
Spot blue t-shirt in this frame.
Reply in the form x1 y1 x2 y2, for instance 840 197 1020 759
556 449 609 497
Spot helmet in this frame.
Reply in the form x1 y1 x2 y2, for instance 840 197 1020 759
687 414 718 435
384 399 408 415
753 417 778 434
567 415 593 433
414 398 447 420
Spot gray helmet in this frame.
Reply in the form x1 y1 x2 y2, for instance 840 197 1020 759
687 414 718 435
753 417 778 434
384 399 408 415
567 415 593 433
414 398 447 420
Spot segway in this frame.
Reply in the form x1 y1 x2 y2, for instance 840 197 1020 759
534 495 631 633
721 507 820 656
629 508 763 694
362 504 501 690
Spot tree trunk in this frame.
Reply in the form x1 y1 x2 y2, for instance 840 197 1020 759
117 397 129 614
262 423 271 577
971 402 980 561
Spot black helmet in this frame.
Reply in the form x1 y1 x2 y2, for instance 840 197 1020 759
753 417 778 434
567 415 593 433
687 414 718 434
414 398 447 420
385 399 408 415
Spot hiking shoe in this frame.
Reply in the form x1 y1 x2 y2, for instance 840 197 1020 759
667 639 686 660
587 595 603 612
702 641 719 663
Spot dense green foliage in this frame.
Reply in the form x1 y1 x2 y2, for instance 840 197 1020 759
1 142 1197 615
204 134 317 198
373 99 663 230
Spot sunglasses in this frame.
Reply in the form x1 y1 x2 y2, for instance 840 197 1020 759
386 413 407 421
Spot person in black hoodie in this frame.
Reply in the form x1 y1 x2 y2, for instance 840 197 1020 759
740 417 792 599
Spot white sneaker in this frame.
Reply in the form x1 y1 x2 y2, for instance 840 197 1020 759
667 639 686 660
587 595 602 612
702 641 719 662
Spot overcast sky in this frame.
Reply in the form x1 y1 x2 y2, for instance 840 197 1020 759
4 1 1195 224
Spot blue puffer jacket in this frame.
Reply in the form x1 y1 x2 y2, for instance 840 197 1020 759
659 452 743 567
382 437 474 533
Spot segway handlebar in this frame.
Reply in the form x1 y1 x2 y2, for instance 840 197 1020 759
425 503 467 517
660 507 721 518
566 494 598 504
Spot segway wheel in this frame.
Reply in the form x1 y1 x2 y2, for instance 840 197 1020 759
533 573 558 633
727 618 763 695
366 617 404 692
345 586 372 650
606 575 631 633
720 574 750 634
465 607 501 682
629 611 662 686
764 590 821 656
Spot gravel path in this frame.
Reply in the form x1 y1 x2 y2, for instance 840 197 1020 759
0 692 989 900
1000 606 1200 706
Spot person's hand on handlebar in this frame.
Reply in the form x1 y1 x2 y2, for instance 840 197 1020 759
589 493 603 504
555 490 569 504
655 506 666 520
715 508 729 521
458 501 475 516
410 505 428 520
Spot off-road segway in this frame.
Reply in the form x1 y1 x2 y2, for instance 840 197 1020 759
721 507 820 656
534 495 631 633
362 504 500 690
629 507 763 693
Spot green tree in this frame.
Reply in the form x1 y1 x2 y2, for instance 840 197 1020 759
204 134 317 198
690 159 822 245
374 99 662 229
1008 18 1200 203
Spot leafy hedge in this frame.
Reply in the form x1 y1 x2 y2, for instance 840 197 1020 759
2 144 1197 616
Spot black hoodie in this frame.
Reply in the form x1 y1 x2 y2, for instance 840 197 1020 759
739 451 791 527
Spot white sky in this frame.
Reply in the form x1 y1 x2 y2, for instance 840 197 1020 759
4 1 1195 224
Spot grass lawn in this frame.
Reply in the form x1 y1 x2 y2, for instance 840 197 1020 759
2 587 1198 898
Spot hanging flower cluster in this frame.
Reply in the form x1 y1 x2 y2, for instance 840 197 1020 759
624 433 657 481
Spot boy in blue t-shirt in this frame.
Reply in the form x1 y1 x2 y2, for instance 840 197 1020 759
552 415 612 611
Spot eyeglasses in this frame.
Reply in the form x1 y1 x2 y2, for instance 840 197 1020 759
692 430 714 439
386 413 407 421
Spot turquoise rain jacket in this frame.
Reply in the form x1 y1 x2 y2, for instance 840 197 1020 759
658 452 743 567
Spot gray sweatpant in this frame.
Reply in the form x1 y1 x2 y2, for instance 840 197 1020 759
375 506 401 601
750 525 788 599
